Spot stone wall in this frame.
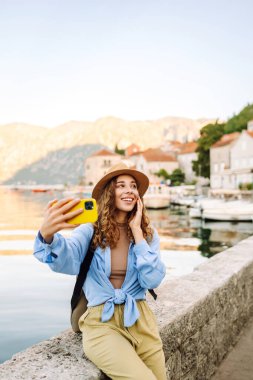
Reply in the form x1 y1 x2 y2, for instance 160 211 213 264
1 236 253 380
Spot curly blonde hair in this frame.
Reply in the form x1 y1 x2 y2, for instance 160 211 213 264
92 176 153 249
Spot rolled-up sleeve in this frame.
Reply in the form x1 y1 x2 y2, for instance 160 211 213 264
133 228 166 289
33 223 94 275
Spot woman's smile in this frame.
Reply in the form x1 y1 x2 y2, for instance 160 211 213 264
121 196 135 204
118 195 137 209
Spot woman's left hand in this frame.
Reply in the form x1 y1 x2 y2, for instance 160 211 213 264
129 197 144 242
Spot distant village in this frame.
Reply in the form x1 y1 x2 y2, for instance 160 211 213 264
84 120 253 191
210 120 253 190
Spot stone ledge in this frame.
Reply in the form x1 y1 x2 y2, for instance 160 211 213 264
1 236 253 379
0 331 105 380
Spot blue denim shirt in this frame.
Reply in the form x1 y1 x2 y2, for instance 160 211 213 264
33 223 166 327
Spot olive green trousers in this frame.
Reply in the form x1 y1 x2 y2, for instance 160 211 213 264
78 300 167 380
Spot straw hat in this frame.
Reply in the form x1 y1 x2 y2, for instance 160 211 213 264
92 160 149 201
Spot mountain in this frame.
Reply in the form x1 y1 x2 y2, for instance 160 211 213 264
3 144 104 185
0 116 213 184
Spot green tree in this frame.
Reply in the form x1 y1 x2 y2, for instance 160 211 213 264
114 144 125 155
170 168 185 186
225 103 253 133
154 168 170 180
192 103 253 179
192 122 225 178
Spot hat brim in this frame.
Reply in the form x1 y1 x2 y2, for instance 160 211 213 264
92 169 149 201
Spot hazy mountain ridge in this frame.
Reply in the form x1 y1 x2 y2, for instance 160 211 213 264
0 116 213 183
3 144 104 185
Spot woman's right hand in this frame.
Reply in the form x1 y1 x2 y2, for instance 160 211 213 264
39 198 83 243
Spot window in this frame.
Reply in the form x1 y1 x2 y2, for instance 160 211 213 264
242 141 247 150
103 159 111 167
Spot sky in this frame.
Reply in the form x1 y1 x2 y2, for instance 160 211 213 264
0 0 252 127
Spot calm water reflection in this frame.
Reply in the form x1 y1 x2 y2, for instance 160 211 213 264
0 187 252 363
148 205 253 257
0 188 252 257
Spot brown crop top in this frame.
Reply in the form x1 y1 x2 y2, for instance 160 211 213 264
109 223 130 289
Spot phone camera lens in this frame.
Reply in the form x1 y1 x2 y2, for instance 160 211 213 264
85 201 94 210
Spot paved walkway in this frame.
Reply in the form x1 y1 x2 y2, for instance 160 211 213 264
212 317 253 380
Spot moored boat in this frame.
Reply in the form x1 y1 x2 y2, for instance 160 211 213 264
202 208 253 222
143 184 170 209
200 200 253 222
32 188 49 193
143 194 170 209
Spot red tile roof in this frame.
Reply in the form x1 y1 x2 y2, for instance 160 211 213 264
178 141 198 154
141 148 177 162
211 132 240 148
90 149 119 157
168 141 183 147
247 131 253 138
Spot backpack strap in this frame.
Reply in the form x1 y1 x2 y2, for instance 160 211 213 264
148 289 157 300
71 233 95 312
71 232 158 310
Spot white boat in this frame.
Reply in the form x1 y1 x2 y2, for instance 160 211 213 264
201 200 253 222
143 184 170 209
189 207 202 218
202 208 253 222
189 198 224 218
174 197 196 207
143 194 170 209
190 198 253 221
169 185 197 207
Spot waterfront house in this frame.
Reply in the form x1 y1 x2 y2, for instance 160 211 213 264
129 147 179 183
177 141 198 182
230 124 253 188
84 149 122 186
210 121 253 189
210 132 240 189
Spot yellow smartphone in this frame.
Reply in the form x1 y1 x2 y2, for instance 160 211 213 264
52 198 98 224
64 198 98 224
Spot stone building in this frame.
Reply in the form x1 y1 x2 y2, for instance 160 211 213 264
129 147 178 183
210 132 240 189
210 121 253 189
230 128 253 188
177 142 198 182
84 149 122 186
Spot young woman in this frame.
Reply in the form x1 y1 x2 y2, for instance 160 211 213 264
34 162 167 380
